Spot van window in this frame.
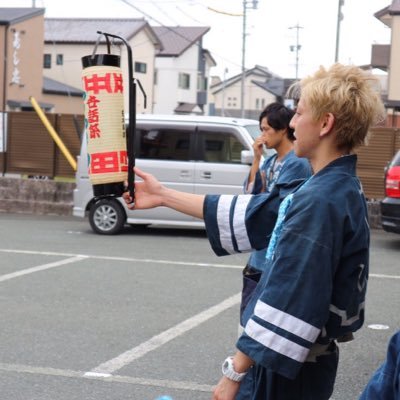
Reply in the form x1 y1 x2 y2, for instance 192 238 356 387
197 130 245 163
244 124 261 140
136 127 192 161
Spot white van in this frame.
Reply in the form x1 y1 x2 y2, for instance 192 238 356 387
73 114 264 234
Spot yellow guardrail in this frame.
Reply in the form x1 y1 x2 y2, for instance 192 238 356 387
29 96 77 171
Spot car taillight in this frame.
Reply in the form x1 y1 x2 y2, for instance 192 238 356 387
385 166 400 198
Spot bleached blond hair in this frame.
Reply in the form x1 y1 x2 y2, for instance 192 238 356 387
290 63 385 151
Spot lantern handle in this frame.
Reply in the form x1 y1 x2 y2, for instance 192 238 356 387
135 78 147 109
91 33 102 60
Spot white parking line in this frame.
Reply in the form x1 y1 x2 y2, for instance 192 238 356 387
0 362 214 392
2 249 400 278
0 255 87 283
88 292 241 375
0 248 243 269
369 273 400 279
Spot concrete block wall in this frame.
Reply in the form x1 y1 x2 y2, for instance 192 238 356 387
0 177 75 216
0 177 383 229
367 200 382 230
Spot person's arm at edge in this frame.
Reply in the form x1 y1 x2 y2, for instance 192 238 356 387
212 350 254 400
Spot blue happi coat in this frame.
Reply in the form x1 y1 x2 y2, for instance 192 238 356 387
359 330 400 400
243 151 312 272
203 155 369 380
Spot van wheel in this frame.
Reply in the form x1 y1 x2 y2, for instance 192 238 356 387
89 198 126 235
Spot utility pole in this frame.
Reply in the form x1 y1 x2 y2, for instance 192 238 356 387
335 0 345 62
289 24 303 80
221 68 228 117
240 0 258 118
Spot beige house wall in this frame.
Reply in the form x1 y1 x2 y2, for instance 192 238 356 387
127 29 156 114
3 14 44 110
388 17 400 101
43 42 95 90
41 92 83 115
0 26 5 110
43 29 157 114
247 84 277 111
212 76 276 113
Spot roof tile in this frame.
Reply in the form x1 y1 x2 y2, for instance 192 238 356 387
45 18 148 43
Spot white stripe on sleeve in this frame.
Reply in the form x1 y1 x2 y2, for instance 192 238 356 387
217 195 235 254
245 319 309 362
232 195 252 252
254 300 320 343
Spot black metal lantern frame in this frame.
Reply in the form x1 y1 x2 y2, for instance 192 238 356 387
93 31 147 204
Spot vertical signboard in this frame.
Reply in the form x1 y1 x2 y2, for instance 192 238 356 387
0 113 7 152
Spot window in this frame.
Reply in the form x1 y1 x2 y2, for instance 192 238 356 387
245 124 263 140
43 54 51 69
135 62 147 74
56 54 63 65
198 130 245 163
178 73 190 89
135 127 192 161
197 75 208 91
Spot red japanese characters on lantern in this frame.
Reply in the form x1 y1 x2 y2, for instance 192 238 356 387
82 54 127 197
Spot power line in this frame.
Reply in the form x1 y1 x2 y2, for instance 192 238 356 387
118 0 245 74
207 6 243 17
150 0 180 25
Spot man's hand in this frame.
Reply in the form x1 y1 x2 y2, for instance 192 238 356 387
212 376 240 400
122 167 165 210
123 166 205 218
252 136 264 160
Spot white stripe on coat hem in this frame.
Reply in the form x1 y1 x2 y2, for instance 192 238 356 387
254 300 320 343
245 319 310 363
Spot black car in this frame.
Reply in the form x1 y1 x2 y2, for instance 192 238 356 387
381 150 400 234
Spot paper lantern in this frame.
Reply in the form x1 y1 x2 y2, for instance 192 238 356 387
81 54 127 197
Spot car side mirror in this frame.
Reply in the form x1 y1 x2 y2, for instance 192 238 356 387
241 150 253 165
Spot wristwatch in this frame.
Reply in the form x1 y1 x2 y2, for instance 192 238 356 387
221 356 247 382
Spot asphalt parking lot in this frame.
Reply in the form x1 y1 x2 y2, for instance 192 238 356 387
0 213 399 400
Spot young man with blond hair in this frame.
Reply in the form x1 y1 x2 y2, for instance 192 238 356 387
124 63 385 400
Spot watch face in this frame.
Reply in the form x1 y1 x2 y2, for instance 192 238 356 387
222 357 246 382
223 360 229 370
222 357 233 374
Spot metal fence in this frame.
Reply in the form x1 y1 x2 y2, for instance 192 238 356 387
356 127 400 199
1 112 83 178
0 111 399 199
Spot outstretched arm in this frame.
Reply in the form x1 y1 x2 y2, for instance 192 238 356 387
123 167 205 219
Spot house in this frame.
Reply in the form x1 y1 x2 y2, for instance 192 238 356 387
0 8 87 116
374 0 400 126
44 18 162 114
209 65 296 119
151 26 216 115
0 8 48 113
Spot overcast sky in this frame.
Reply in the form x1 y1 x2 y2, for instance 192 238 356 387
0 0 392 79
